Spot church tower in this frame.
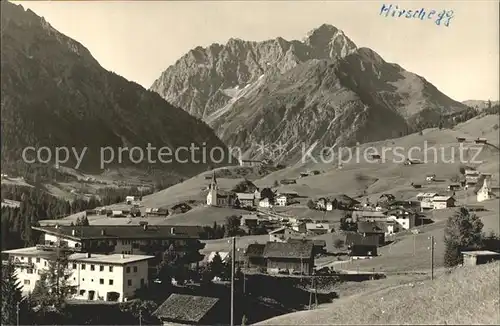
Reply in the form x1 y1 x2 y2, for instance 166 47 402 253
207 172 218 206
477 174 492 202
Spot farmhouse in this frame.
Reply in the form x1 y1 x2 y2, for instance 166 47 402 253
238 158 263 167
345 233 379 258
259 197 272 208
244 243 266 269
236 192 256 208
275 194 288 206
403 158 422 165
2 247 153 301
386 208 416 230
356 221 386 246
287 238 326 256
145 207 169 217
280 179 297 185
262 241 314 275
416 192 438 210
269 227 304 243
240 214 259 227
475 137 487 144
432 196 456 209
153 294 222 325
465 169 480 185
126 196 141 205
411 183 422 189
462 250 500 266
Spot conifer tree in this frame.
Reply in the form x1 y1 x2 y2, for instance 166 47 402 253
1 262 23 325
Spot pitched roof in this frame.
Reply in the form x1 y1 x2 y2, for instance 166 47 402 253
357 221 385 234
352 210 386 218
153 294 219 323
32 225 203 241
433 196 454 202
288 238 326 247
345 233 379 247
263 241 314 259
236 193 255 200
245 243 266 257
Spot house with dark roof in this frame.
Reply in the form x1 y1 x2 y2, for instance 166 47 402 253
356 221 386 245
287 238 326 256
153 294 223 325
345 233 379 258
262 241 314 275
244 243 266 269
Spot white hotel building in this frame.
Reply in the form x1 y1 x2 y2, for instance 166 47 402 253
2 246 153 302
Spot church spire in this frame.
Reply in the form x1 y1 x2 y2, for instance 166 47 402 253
210 171 217 189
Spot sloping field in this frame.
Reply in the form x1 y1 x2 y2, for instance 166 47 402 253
258 262 500 325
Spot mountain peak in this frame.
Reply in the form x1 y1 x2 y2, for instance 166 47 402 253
306 23 339 37
304 23 357 59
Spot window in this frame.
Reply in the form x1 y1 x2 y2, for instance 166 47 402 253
109 279 114 285
73 263 77 269
91 279 94 282
20 257 24 260
127 280 132 286
82 278 85 281
133 266 137 273
36 258 40 263
24 280 30 285
27 269 33 274
126 267 130 273
82 264 86 270
99 265 104 272
109 266 113 272
90 265 95 271
44 261 47 267
140 278 144 287
99 279 104 284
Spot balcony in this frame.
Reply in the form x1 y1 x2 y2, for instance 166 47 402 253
7 259 34 268
36 243 83 253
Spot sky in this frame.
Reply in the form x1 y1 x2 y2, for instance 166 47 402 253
13 0 500 102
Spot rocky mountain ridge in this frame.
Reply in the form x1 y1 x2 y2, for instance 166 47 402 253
150 24 467 163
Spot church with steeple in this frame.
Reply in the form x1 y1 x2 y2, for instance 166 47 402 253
206 172 235 207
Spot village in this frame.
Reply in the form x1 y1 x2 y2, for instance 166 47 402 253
3 146 500 325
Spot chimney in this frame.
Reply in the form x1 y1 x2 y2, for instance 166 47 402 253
121 254 125 258
55 224 59 229
101 229 106 236
87 252 91 258
171 227 175 235
72 229 76 236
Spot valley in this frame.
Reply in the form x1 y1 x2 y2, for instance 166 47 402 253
1 1 498 325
